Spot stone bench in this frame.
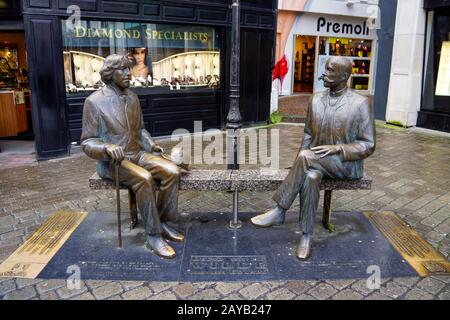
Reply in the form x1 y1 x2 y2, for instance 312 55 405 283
89 169 372 231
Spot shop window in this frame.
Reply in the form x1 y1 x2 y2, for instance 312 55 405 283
318 37 373 91
61 20 221 93
435 41 450 96
422 9 450 113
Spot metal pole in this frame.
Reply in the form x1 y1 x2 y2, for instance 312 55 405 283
230 190 242 229
228 0 242 229
115 163 122 248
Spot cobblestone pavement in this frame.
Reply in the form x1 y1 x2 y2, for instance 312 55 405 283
0 124 449 300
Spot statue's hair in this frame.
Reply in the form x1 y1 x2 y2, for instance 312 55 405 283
328 56 353 80
99 54 131 83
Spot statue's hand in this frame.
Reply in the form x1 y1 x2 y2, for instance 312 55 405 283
105 145 125 163
152 145 164 154
311 145 341 159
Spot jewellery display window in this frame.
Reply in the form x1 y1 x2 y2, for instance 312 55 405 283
0 45 19 70
61 19 221 93
0 57 18 89
318 37 373 91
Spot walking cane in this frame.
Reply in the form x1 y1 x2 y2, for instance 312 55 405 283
115 162 122 248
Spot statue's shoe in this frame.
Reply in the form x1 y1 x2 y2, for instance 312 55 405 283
296 234 312 260
146 235 176 259
250 207 285 228
162 223 185 243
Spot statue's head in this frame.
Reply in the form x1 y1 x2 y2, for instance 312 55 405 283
99 54 132 89
321 56 352 89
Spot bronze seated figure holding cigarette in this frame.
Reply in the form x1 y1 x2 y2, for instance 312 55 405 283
81 54 184 259
251 56 376 260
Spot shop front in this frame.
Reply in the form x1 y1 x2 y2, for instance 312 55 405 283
2 0 276 160
287 13 377 96
0 1 34 151
272 0 392 122
418 0 450 133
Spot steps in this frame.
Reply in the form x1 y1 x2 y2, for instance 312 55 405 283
278 94 311 123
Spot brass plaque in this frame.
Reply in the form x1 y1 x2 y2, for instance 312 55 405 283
0 211 87 279
365 211 450 277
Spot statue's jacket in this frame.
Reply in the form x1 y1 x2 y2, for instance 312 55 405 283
301 89 376 179
80 85 156 180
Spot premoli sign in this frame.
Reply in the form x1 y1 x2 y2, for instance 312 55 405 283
292 13 376 39
316 17 371 36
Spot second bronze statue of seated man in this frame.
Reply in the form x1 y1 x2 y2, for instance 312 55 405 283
251 56 376 260
81 54 184 259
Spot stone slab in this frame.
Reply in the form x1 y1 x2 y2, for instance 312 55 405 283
89 170 233 192
89 169 372 192
37 211 416 282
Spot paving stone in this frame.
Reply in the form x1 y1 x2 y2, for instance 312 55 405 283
417 277 447 295
13 278 41 289
0 279 16 296
404 288 434 300
189 288 221 300
70 292 96 300
121 286 152 300
171 283 195 298
92 282 124 300
265 281 287 290
308 283 338 300
36 279 65 294
364 292 393 300
85 280 112 290
265 288 296 300
0 225 13 235
438 288 450 300
393 277 420 288
56 282 88 299
284 281 311 295
215 282 244 296
325 279 355 290
148 291 178 300
1 230 25 240
294 294 317 300
222 293 244 300
39 290 59 300
379 282 409 299
239 283 269 299
120 281 145 291
331 289 363 300
430 276 450 284
351 279 377 296
2 285 37 300
148 282 177 294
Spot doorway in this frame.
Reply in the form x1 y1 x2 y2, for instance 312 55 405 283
0 30 35 158
293 35 316 94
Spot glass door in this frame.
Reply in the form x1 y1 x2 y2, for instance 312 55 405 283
293 35 316 94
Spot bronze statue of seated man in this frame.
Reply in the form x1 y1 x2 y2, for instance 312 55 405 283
251 56 376 260
81 54 184 259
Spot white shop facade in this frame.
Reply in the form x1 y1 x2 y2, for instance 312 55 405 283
281 11 378 97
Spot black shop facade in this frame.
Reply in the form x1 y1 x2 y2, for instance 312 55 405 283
418 0 450 132
0 0 276 160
